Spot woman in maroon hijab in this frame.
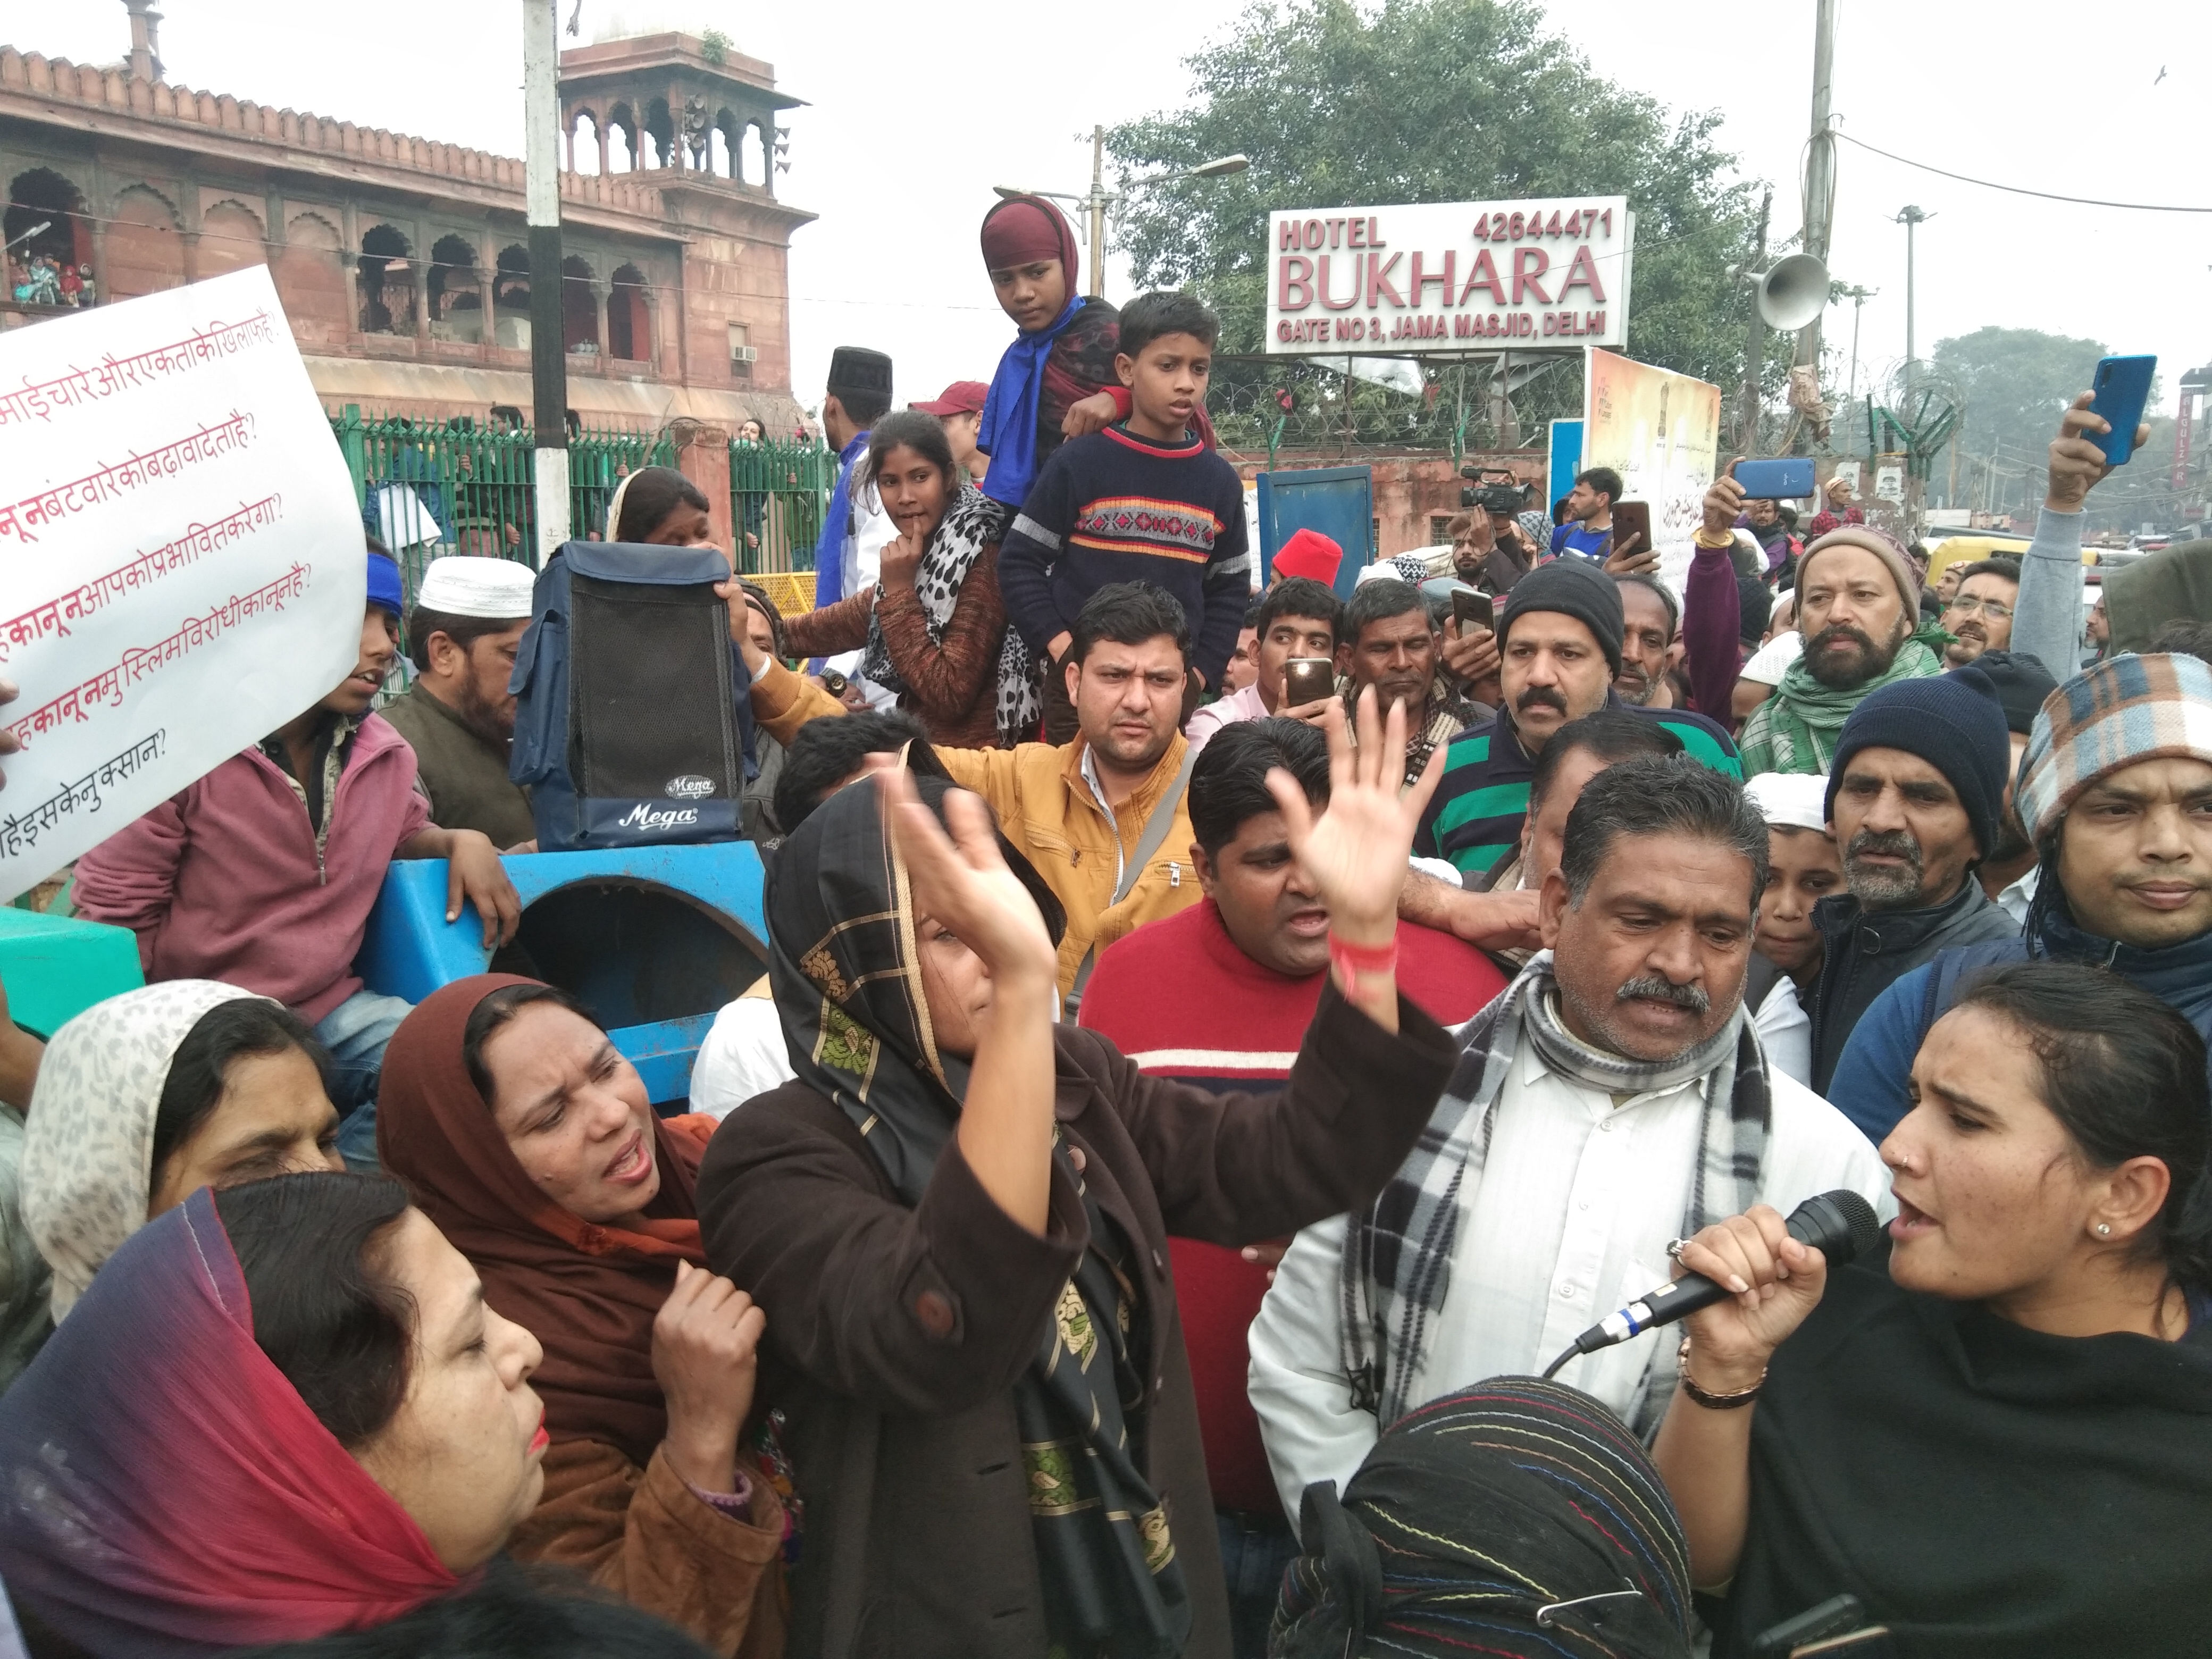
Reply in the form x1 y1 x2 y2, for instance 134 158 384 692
376 976 786 1658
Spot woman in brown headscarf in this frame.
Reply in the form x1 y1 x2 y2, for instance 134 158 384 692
377 975 786 1657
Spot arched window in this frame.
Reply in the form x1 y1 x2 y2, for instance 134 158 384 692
356 223 412 334
741 123 768 189
643 98 674 170
492 244 531 349
5 167 93 298
428 234 481 343
607 103 636 172
571 110 600 175
560 254 598 354
608 263 649 362
105 185 185 300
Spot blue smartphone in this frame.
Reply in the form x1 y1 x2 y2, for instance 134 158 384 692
2086 355 2155 466
1732 458 1816 500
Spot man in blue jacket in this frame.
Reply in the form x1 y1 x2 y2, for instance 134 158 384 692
1826 651 2212 1141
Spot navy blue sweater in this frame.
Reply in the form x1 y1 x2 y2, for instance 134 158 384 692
996 423 1252 687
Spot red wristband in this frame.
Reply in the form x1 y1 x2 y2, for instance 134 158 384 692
1329 930 1399 980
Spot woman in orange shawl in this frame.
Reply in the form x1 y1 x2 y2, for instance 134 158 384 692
378 975 784 1657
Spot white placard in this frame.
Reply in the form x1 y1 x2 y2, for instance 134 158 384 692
0 265 365 900
1266 198 1633 356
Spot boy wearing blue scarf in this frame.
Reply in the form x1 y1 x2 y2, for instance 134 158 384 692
998 291 1251 741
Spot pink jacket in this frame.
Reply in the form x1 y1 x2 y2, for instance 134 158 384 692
73 715 430 1023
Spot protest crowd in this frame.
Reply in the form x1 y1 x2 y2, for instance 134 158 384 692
3 182 2212 1659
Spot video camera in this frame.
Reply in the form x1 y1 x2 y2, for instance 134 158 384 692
1460 465 1532 517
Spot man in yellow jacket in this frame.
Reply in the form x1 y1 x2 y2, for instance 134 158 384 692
756 582 1201 999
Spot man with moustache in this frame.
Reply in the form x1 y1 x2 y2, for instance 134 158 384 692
1611 573 1682 708
1825 652 2212 1140
1738 521 1948 777
380 556 538 849
1802 668 2018 1094
1415 559 1739 882
1251 758 1886 1502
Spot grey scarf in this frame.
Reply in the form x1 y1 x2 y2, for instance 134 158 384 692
1340 951 1771 1432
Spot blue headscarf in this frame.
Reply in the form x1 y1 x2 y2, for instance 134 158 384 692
977 194 1086 510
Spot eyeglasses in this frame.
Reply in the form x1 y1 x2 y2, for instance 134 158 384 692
1945 595 2013 622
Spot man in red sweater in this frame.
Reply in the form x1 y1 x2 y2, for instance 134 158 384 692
1079 716 1506 1657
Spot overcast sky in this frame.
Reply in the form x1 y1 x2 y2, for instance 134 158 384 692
8 1 2208 428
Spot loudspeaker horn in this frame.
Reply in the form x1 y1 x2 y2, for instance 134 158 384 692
1756 253 1830 331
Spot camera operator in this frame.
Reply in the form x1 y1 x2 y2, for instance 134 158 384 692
1447 505 1532 597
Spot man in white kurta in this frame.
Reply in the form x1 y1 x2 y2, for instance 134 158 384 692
1247 756 1891 1529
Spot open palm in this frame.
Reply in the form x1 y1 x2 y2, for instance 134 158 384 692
1266 688 1445 940
879 769 1057 984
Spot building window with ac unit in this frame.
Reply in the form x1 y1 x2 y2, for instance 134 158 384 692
728 323 755 379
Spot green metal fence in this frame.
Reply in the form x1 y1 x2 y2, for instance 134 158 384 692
731 438 835 576
327 407 838 607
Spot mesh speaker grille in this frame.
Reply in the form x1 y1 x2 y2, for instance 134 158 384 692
568 574 739 801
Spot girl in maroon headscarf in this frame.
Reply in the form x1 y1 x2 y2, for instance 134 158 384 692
975 194 1214 518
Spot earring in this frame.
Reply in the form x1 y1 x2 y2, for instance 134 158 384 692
2096 1222 2112 1237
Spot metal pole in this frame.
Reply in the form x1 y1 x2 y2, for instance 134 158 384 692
1085 124 1106 300
1896 205 1926 412
1848 292 1863 448
1790 0 1839 449
523 0 569 562
1740 186 1772 454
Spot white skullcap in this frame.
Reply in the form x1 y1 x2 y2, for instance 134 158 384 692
1744 770 1831 834
416 556 536 619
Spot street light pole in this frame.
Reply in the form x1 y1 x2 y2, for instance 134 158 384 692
996 143 1247 302
1084 125 1107 300
1895 204 1928 409
523 0 569 563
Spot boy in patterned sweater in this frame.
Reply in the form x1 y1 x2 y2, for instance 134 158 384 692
998 290 1252 741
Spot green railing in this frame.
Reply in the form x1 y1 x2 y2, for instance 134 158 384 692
328 407 836 608
730 438 835 576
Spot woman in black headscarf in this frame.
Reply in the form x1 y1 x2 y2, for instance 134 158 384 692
697 695 1461 1659
1271 1376 1693 1658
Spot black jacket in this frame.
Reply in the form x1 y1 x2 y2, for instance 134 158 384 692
1806 878 2016 1094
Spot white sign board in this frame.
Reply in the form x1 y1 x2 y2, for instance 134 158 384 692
0 265 364 900
1266 198 1633 357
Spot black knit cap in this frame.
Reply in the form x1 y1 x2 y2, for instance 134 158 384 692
1966 649 2059 736
825 346 893 400
1499 556 1626 677
1824 665 2010 860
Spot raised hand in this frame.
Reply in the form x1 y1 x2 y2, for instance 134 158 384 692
2047 391 2150 513
1703 463 1747 539
1265 685 1444 947
878 768 1058 989
1673 1204 1829 1391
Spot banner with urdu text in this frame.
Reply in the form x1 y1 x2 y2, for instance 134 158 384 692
0 264 364 900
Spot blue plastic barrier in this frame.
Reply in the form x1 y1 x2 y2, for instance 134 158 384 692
0 908 145 1041
357 842 769 1107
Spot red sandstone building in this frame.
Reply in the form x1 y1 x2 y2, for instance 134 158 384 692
0 3 812 432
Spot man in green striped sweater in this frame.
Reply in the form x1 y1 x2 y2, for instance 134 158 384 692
1414 559 1741 880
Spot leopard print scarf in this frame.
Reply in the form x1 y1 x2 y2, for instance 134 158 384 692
858 483 1037 747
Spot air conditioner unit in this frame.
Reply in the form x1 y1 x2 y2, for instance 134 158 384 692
730 345 758 365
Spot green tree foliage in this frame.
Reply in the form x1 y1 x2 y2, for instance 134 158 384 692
1105 0 1764 393
1930 325 2108 514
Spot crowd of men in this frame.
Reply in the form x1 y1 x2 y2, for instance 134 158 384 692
0 196 2209 1659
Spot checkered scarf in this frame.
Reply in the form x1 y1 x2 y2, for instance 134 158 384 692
2018 652 2212 846
1339 952 1772 1432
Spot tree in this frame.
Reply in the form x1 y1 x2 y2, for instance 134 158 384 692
1929 326 2107 519
1106 0 1764 404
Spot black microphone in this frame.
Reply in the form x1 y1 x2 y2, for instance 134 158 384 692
1540 1190 1881 1379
